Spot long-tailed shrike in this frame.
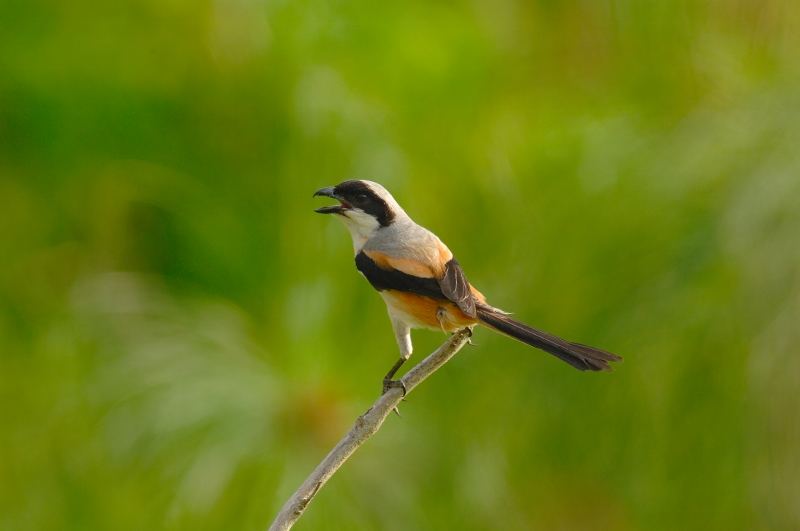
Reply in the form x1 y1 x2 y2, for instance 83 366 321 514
314 180 620 393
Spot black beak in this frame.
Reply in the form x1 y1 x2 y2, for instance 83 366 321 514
313 186 345 214
313 186 336 199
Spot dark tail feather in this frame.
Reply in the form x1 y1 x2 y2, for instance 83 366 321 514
476 306 621 371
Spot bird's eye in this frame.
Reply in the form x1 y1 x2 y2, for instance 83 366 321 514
356 193 369 202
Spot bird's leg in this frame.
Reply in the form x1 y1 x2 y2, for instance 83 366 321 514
383 359 409 419
382 357 408 396
465 325 475 346
383 318 412 397
437 308 475 346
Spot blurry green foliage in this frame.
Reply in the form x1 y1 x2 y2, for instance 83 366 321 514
1 0 799 529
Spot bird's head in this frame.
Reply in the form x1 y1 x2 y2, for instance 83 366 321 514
314 180 405 247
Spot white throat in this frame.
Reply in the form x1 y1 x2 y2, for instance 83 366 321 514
337 209 381 252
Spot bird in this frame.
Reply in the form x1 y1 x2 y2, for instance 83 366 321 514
314 180 621 394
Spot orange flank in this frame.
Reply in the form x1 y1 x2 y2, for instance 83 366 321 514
363 249 437 278
382 290 480 332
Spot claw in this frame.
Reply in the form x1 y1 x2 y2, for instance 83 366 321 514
382 378 407 397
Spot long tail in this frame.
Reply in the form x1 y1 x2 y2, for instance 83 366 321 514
476 305 621 371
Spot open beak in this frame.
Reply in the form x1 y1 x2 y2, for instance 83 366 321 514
313 186 349 214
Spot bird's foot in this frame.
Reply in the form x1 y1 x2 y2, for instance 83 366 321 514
382 377 407 397
462 326 475 345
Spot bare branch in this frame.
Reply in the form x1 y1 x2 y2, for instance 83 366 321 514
268 327 473 531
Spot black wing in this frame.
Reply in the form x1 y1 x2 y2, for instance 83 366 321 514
355 251 443 298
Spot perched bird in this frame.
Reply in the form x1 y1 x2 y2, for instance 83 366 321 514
314 180 620 393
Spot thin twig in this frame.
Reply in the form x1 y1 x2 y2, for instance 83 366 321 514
268 328 473 531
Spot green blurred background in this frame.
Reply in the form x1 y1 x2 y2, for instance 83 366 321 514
2 0 799 529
